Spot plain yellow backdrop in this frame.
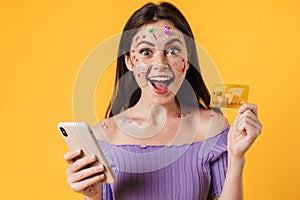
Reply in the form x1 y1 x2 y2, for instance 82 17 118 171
1 0 299 199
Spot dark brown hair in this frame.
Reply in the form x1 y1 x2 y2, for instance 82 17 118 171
106 2 211 117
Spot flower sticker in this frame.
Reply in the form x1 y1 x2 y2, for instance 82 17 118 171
147 26 157 40
139 65 149 73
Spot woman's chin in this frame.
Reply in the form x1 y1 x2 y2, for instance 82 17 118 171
140 89 175 106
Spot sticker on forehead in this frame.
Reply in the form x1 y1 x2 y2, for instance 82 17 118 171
147 26 157 40
135 26 183 45
164 25 173 37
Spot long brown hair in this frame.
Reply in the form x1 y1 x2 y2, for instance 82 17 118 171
106 2 211 117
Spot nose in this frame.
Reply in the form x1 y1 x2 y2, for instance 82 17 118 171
152 63 170 72
151 50 169 71
154 49 168 64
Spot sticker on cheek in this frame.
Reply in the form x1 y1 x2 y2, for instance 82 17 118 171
133 67 148 87
172 61 178 66
139 65 149 73
170 57 185 67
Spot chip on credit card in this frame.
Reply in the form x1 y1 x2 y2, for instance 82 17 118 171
210 84 249 108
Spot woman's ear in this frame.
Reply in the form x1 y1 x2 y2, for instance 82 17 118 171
182 61 190 74
185 61 190 71
124 55 134 71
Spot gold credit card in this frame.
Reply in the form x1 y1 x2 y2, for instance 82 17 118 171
210 84 249 108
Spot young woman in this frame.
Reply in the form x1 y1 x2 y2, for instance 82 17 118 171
64 2 262 200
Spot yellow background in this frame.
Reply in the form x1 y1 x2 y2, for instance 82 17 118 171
1 0 299 199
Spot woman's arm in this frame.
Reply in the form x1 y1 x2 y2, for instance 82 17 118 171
218 155 245 200
218 103 262 200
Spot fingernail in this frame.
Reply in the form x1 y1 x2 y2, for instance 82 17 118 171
91 155 97 160
238 107 243 113
239 103 247 111
99 165 104 170
99 174 105 179
75 149 81 154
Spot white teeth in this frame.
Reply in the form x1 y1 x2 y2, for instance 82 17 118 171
148 77 172 81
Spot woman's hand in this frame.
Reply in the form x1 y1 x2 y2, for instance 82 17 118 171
64 150 105 200
228 103 262 159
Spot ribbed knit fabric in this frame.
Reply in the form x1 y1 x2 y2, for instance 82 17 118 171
97 127 229 200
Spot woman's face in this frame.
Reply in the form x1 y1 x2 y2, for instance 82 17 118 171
125 20 189 105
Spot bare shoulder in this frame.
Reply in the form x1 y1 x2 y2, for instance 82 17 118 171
91 117 118 142
198 109 229 139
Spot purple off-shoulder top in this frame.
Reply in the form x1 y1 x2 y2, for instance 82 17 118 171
97 127 229 200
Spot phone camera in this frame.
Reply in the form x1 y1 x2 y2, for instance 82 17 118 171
60 127 68 137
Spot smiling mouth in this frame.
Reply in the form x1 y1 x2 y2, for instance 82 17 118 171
147 76 174 94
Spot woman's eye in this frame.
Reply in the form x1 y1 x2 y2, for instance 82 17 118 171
167 47 181 55
139 49 152 56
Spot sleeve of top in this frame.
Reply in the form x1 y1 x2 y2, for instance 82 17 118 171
207 127 229 197
208 151 228 197
102 183 113 200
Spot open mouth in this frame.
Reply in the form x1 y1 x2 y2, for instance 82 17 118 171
147 76 174 94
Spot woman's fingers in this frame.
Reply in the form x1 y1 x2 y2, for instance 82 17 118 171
236 117 262 138
233 103 262 142
236 110 262 129
64 150 106 196
64 149 82 164
70 173 105 193
67 165 105 184
228 103 262 157
238 103 258 116
67 155 98 174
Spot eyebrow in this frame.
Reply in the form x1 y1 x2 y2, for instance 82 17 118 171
135 38 184 49
136 41 155 48
165 38 184 47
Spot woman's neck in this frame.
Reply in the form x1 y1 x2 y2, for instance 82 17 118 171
130 97 181 119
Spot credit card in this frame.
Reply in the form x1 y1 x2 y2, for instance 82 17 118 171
210 84 249 108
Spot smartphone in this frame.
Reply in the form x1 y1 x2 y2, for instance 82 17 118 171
57 122 116 183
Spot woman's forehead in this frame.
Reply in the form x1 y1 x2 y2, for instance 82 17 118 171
132 20 185 48
141 20 176 30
